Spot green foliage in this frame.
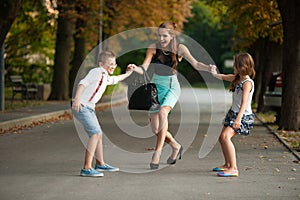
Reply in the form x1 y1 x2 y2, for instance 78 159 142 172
5 1 56 84
103 66 121 95
220 0 283 49
116 49 147 70
183 1 236 70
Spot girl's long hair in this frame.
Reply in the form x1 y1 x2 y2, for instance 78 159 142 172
156 22 178 71
229 53 256 92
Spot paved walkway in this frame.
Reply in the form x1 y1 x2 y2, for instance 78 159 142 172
0 90 299 200
0 92 127 132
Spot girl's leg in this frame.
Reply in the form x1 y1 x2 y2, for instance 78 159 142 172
84 134 101 169
219 126 238 174
217 126 231 169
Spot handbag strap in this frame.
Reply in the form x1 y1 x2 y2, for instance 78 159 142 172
139 66 151 83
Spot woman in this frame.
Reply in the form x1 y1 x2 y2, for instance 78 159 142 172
131 22 214 169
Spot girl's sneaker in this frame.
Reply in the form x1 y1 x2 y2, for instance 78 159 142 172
80 168 104 177
95 164 119 172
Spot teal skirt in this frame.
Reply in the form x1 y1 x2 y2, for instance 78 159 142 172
150 73 181 113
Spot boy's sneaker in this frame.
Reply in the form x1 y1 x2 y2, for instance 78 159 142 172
95 164 119 172
80 168 104 177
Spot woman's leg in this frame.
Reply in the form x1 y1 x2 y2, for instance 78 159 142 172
219 126 238 174
150 106 171 164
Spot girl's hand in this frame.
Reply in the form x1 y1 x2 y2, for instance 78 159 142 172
210 64 221 79
210 64 217 74
233 119 241 130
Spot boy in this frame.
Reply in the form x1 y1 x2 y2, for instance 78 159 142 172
72 51 133 177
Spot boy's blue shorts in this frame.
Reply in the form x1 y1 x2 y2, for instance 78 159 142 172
72 105 102 137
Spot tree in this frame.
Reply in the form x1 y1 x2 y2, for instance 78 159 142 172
211 0 283 112
183 1 235 72
69 1 88 96
0 0 23 111
5 0 56 83
0 0 23 47
51 0 193 99
277 0 300 130
109 0 193 35
49 0 74 100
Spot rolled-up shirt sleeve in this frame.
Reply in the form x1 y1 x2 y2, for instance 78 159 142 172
107 76 119 85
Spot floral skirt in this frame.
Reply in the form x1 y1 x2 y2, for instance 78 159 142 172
223 109 255 136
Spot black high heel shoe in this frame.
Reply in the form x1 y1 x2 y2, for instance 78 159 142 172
167 145 183 165
150 151 161 170
150 162 159 170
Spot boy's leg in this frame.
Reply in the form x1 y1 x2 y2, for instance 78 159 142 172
94 133 120 172
95 134 105 166
84 134 101 169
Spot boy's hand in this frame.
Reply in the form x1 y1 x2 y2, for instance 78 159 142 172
127 64 137 72
72 99 82 112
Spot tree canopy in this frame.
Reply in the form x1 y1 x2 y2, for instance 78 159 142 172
221 0 282 49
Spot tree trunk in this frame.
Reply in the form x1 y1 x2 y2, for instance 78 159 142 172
0 0 23 47
49 0 73 100
69 3 87 97
277 0 300 130
250 39 266 107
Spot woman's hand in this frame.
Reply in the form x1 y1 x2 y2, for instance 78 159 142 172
127 64 138 72
209 64 217 74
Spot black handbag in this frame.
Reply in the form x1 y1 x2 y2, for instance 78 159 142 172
128 66 160 111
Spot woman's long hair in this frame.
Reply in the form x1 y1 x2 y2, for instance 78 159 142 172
229 53 256 92
156 22 178 71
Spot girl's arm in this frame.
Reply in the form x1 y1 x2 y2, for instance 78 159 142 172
234 81 252 129
210 66 235 82
132 44 156 74
178 44 211 72
213 73 235 82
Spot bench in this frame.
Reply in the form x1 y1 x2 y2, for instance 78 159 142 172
9 75 38 103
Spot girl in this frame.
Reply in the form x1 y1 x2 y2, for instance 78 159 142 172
211 52 256 177
131 22 213 169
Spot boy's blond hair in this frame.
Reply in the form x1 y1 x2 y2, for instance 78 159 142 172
98 51 116 64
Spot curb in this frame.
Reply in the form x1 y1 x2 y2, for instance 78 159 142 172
255 114 300 161
0 96 128 134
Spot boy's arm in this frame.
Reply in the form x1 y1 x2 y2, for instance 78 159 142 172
72 84 85 112
116 64 135 81
117 71 133 81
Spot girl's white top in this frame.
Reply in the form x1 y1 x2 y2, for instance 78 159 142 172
78 67 118 109
231 78 254 115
